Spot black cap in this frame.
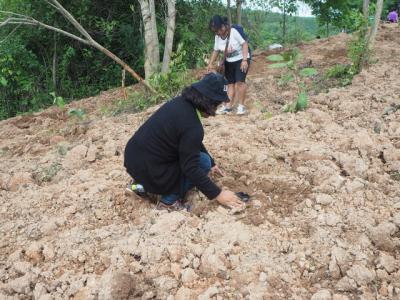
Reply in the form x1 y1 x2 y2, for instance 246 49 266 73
191 73 230 102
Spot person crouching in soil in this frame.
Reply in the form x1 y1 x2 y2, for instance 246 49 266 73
124 73 244 211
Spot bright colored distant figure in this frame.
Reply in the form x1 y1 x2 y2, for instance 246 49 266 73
388 10 398 23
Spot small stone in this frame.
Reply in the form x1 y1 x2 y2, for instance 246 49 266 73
7 273 34 294
368 222 397 251
175 287 193 300
142 291 155 299
191 244 203 257
198 286 219 300
25 243 43 265
98 270 134 300
253 200 262 208
259 272 267 282
392 213 400 226
200 247 227 276
42 245 56 262
311 289 332 300
8 172 34 191
346 265 375 286
86 144 97 162
33 283 48 300
167 245 183 262
50 135 65 145
332 295 350 300
170 263 181 279
13 261 31 275
192 257 200 270
335 276 357 292
377 252 397 273
181 257 191 268
324 213 341 226
153 275 178 291
63 145 88 170
316 194 334 206
150 212 185 236
181 268 198 284
305 199 313 208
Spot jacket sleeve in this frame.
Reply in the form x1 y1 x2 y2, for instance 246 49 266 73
178 127 221 199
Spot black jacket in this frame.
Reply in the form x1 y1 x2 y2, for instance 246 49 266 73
124 96 221 199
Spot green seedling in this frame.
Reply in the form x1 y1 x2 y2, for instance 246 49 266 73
267 48 317 113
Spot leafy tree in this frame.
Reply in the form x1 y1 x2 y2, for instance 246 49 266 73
269 0 298 43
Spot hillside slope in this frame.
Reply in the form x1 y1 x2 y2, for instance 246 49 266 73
0 24 399 299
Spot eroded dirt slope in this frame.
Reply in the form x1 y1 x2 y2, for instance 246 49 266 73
0 24 399 299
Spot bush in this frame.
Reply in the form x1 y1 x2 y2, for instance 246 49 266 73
325 64 353 86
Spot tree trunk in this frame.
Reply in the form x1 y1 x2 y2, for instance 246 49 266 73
161 0 176 73
367 0 383 50
227 0 232 25
52 32 57 92
363 0 370 19
149 0 160 72
282 2 287 43
326 22 329 37
236 0 242 25
138 0 160 79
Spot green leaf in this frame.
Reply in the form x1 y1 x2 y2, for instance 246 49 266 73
300 68 318 77
296 92 308 111
68 108 86 120
287 60 295 68
267 54 284 62
282 104 291 112
268 63 287 69
0 77 7 86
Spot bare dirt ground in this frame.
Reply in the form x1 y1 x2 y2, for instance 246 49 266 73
1 24 400 300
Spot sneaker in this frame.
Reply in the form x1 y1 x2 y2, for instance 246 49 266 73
126 180 146 197
156 200 192 212
236 104 246 115
216 106 233 115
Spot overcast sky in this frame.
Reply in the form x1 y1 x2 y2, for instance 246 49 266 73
221 1 314 17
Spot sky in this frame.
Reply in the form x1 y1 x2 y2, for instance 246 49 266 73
221 1 314 17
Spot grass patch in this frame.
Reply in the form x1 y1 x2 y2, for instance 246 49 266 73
390 171 400 181
33 162 62 184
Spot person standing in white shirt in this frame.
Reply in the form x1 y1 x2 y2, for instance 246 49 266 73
207 15 250 115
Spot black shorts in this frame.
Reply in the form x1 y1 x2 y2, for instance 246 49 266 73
224 59 250 84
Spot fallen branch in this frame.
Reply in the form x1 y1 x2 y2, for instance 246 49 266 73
0 1 156 94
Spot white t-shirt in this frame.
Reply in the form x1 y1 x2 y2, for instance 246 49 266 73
213 28 249 62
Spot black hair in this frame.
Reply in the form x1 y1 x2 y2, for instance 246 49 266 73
209 15 229 32
181 86 220 116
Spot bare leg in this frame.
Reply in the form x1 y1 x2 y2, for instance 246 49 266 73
226 83 236 109
236 81 247 106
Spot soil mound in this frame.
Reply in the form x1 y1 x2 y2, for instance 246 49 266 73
1 24 399 299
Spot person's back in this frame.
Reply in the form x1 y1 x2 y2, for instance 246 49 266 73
388 10 398 23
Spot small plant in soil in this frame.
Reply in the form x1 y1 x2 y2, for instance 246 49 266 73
67 108 87 121
56 144 68 156
50 92 65 109
33 161 62 184
325 64 354 86
267 48 317 113
390 171 400 181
